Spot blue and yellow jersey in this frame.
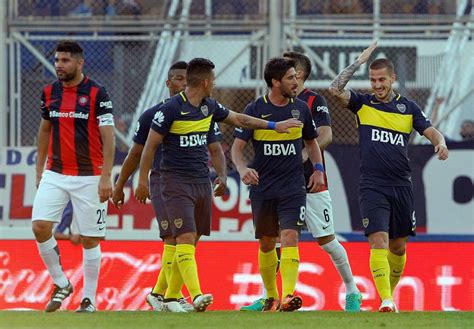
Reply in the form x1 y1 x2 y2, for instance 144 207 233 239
234 95 317 199
348 91 431 186
150 92 228 183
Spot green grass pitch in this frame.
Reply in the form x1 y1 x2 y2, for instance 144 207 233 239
1 311 473 329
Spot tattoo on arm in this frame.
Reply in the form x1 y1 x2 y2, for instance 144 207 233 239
329 62 361 105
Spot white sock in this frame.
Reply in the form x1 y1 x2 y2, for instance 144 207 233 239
321 239 359 295
37 237 69 288
82 245 101 304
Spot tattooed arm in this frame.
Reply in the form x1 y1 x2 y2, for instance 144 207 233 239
329 42 377 107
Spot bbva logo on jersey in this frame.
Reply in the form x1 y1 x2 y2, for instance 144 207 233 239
180 134 207 147
371 129 405 146
263 143 296 156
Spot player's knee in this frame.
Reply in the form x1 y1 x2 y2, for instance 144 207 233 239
163 235 176 245
368 231 388 249
280 229 299 247
259 236 276 252
32 221 53 241
317 234 335 246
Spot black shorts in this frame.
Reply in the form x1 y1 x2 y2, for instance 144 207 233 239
160 177 212 238
250 194 306 239
150 172 172 239
359 185 416 239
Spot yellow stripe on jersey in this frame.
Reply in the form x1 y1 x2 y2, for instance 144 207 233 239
169 116 212 134
179 92 187 102
253 127 302 141
357 105 412 134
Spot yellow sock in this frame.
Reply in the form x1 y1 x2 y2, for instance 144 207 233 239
258 248 279 299
280 247 300 297
152 244 175 295
164 252 184 300
387 251 406 294
175 244 202 300
370 249 392 300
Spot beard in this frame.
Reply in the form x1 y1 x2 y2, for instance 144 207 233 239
56 70 77 82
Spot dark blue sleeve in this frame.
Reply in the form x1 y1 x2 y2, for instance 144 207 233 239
207 121 222 144
233 103 254 142
211 100 230 122
150 103 175 137
347 90 364 114
302 105 318 140
132 107 155 145
311 94 331 127
95 86 113 116
412 102 432 135
41 88 50 120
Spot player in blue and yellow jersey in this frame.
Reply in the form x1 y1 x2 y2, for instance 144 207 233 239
232 58 325 312
329 42 448 312
135 58 302 312
284 51 362 311
112 61 226 312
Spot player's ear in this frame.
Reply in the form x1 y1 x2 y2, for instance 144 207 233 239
391 73 397 83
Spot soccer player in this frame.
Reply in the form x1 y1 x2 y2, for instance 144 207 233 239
329 42 448 312
135 58 302 312
32 41 115 313
283 51 362 311
232 57 325 312
112 61 226 312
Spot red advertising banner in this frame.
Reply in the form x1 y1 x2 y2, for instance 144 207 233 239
1 241 473 311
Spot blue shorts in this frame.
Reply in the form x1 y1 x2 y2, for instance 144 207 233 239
359 185 416 239
150 172 172 239
160 175 212 238
250 194 306 239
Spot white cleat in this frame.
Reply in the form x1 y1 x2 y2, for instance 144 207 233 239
146 293 165 311
179 297 195 312
165 300 187 312
378 299 399 313
193 294 213 312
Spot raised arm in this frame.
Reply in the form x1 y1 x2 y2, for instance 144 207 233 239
135 129 164 204
423 127 449 160
223 111 302 133
329 42 377 107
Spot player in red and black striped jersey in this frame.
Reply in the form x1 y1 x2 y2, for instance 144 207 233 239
284 51 362 311
32 41 115 313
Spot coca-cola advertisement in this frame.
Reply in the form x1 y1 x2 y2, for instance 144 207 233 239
1 241 472 311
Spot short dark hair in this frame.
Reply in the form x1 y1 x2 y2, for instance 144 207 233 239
264 57 296 88
186 58 215 87
168 61 188 79
369 58 395 75
283 51 311 81
55 41 83 58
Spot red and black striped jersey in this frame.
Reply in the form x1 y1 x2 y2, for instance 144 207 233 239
40 76 113 176
298 88 331 192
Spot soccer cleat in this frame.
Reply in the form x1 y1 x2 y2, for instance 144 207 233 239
345 292 362 312
76 298 96 313
240 298 265 311
178 297 195 312
146 293 165 311
193 294 213 312
279 295 302 312
164 299 187 312
378 299 398 313
45 282 73 312
262 297 280 312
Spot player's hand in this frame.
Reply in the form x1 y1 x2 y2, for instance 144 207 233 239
357 41 377 65
213 176 227 197
112 185 125 208
239 167 259 185
98 175 113 203
134 182 149 204
307 170 325 193
275 118 303 133
435 143 448 160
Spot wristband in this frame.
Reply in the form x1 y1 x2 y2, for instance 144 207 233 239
267 121 276 130
314 163 324 172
